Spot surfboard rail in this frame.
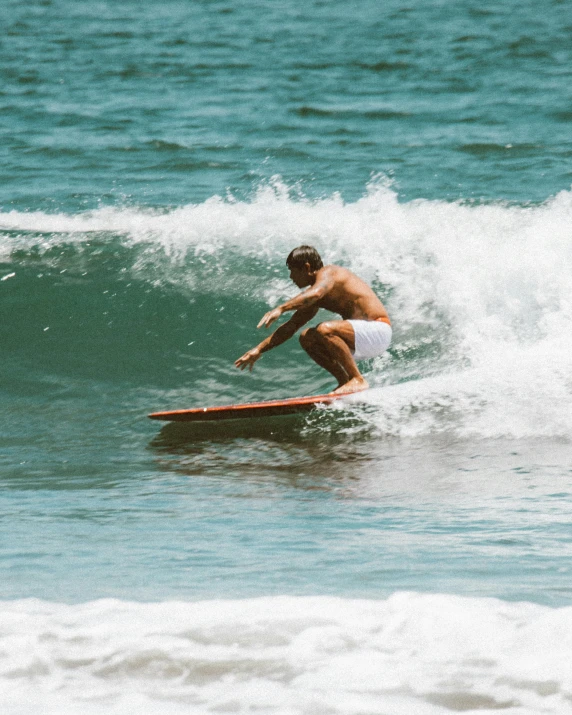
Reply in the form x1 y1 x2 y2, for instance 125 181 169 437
148 393 344 422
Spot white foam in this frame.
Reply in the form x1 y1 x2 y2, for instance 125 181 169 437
3 180 572 438
0 593 570 714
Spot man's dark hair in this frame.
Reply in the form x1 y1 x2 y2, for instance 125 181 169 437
286 245 324 272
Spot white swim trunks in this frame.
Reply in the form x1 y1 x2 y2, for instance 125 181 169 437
348 319 392 361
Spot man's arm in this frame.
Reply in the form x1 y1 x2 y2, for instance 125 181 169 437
235 306 318 371
257 269 334 329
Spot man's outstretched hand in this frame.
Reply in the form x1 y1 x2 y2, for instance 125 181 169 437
235 347 261 372
237 306 286 370
257 307 283 329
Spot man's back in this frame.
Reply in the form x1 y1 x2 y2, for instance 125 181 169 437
314 265 389 322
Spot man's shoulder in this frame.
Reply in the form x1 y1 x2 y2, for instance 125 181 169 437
315 264 345 288
321 264 350 277
321 264 356 282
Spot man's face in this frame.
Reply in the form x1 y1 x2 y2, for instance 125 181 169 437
289 263 312 288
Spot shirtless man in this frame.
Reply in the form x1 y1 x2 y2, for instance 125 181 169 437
235 245 391 394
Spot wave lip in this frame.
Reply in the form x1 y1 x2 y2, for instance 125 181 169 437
1 592 571 714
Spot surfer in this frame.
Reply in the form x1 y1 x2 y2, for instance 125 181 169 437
235 245 391 394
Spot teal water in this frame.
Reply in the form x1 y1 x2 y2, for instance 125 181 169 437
1 0 571 211
1 2 572 712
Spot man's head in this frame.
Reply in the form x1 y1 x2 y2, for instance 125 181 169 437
286 245 323 287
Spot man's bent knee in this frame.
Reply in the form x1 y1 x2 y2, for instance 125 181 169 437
299 327 317 349
314 321 356 353
300 324 345 352
301 323 337 346
316 322 336 338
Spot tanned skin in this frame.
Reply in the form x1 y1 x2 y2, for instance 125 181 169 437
235 262 390 394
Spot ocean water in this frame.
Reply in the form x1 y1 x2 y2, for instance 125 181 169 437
1 0 572 712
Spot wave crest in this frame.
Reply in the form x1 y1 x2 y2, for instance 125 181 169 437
2 181 572 437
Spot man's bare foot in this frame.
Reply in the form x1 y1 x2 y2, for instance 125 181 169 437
330 377 369 395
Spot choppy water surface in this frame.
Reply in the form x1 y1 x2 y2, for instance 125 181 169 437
1 0 571 209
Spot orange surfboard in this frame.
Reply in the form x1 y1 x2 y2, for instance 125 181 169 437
148 393 346 422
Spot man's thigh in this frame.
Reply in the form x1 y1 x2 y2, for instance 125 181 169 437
317 320 356 352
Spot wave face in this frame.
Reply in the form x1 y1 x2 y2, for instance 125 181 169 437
1 594 571 715
2 183 572 439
